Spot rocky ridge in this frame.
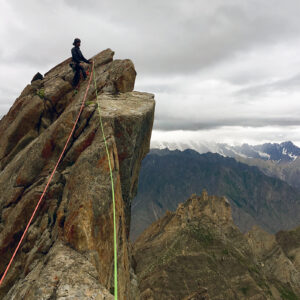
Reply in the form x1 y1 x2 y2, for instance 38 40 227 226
130 149 300 240
0 49 155 299
151 141 300 191
133 191 300 299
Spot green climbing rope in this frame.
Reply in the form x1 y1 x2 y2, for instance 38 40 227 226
92 61 118 299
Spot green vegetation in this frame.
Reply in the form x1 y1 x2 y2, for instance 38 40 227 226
240 286 250 295
279 287 298 300
256 280 271 295
222 249 229 255
248 265 259 274
85 101 97 106
188 224 214 246
36 88 45 99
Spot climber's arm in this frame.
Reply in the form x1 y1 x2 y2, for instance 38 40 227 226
78 49 91 64
81 54 91 64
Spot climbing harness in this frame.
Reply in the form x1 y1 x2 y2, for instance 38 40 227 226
92 61 118 300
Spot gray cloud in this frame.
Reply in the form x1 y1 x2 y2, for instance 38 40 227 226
2 0 300 145
236 73 300 96
58 0 300 75
4 0 300 74
154 117 300 131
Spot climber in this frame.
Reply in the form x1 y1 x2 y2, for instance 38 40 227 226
70 38 91 87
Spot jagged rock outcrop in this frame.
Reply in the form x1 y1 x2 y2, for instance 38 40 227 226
31 72 44 83
0 49 155 299
133 191 300 299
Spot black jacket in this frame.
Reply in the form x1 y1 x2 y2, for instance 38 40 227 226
71 46 90 64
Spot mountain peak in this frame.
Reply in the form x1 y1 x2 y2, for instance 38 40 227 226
280 140 294 146
151 140 300 163
176 190 233 227
0 49 155 299
133 190 300 299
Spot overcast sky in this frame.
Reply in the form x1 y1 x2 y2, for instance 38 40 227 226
2 0 300 146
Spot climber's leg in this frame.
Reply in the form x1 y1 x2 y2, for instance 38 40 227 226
79 65 87 80
72 64 81 87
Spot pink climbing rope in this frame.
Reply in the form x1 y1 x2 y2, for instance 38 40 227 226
0 61 94 286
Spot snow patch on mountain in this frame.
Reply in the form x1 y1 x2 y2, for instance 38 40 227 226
151 140 300 162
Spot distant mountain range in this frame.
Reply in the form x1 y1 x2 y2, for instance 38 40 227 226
151 140 300 190
130 148 300 241
151 140 300 162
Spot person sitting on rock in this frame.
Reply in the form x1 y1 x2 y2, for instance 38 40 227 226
70 38 91 87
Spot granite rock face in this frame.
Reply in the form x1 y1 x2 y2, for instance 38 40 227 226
133 191 300 299
0 49 155 299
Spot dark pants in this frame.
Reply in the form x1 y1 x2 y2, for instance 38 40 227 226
72 63 87 87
